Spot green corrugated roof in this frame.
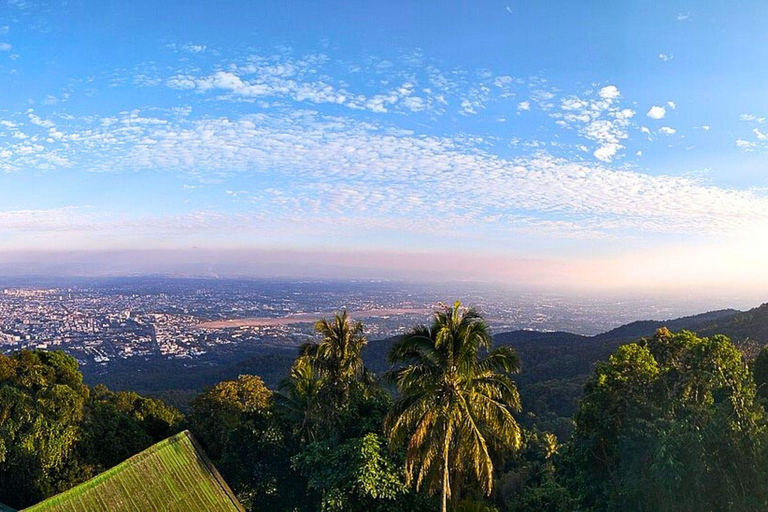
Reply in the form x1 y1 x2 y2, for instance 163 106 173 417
24 430 243 512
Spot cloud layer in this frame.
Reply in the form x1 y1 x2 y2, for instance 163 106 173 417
2 107 767 248
1 42 766 289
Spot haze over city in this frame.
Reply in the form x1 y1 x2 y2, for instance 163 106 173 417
2 1 768 294
7 3 768 511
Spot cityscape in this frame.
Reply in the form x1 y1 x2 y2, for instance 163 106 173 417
3 1 768 509
0 277 745 369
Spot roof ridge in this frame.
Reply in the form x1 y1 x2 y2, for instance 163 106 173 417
23 430 243 511
186 431 245 512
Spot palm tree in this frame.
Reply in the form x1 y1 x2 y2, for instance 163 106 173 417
385 301 522 512
277 311 369 440
299 310 368 406
276 356 324 443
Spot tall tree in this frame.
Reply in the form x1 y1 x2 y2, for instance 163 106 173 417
385 301 523 512
276 357 325 443
281 310 370 438
564 329 768 511
277 313 414 511
189 375 272 460
752 344 768 404
0 351 89 508
0 350 183 509
299 310 369 403
78 384 183 473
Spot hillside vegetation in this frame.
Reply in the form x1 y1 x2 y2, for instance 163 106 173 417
6 301 768 511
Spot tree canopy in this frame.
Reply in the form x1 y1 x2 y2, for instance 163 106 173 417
0 350 183 510
386 301 523 512
564 328 768 511
10 311 768 512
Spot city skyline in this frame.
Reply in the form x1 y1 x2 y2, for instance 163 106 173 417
2 1 768 292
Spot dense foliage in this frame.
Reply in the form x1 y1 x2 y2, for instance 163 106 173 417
563 328 768 511
0 350 182 509
8 304 768 511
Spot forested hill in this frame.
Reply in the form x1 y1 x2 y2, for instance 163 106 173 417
494 308 745 435
362 308 742 377
362 307 744 437
593 308 741 342
9 304 768 511
87 304 768 437
697 303 768 357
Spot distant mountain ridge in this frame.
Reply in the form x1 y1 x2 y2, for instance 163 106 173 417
697 303 768 357
88 304 768 434
363 308 742 376
593 308 742 342
361 307 748 437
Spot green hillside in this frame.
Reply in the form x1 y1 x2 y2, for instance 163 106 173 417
24 431 243 512
698 303 768 358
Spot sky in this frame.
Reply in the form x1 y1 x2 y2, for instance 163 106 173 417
1 0 768 293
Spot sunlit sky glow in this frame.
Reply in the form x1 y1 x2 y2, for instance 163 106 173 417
2 0 768 292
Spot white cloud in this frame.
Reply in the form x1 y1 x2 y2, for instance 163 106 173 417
701 125 710 131
161 51 535 117
168 62 433 114
598 85 620 100
167 42 208 54
677 12 690 21
6 46 768 251
667 101 676 109
754 129 767 140
6 109 768 241
647 106 666 119
530 89 555 110
28 113 55 128
659 53 674 62
552 86 634 162
740 113 766 123
0 43 11 52
6 0 30 10
459 84 491 115
182 43 206 53
592 144 619 162
0 207 94 233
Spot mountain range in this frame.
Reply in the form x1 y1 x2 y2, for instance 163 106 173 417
85 302 768 437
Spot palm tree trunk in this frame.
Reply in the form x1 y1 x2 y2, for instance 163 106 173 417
442 425 451 512
442 458 449 512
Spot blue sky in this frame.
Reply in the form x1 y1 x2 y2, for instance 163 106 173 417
2 0 768 291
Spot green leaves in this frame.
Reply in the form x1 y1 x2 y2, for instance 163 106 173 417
189 375 271 460
0 350 183 510
565 329 768 511
293 433 406 512
0 351 90 508
279 311 374 443
304 310 368 390
385 301 522 509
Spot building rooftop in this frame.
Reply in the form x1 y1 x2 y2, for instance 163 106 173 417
24 430 243 512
